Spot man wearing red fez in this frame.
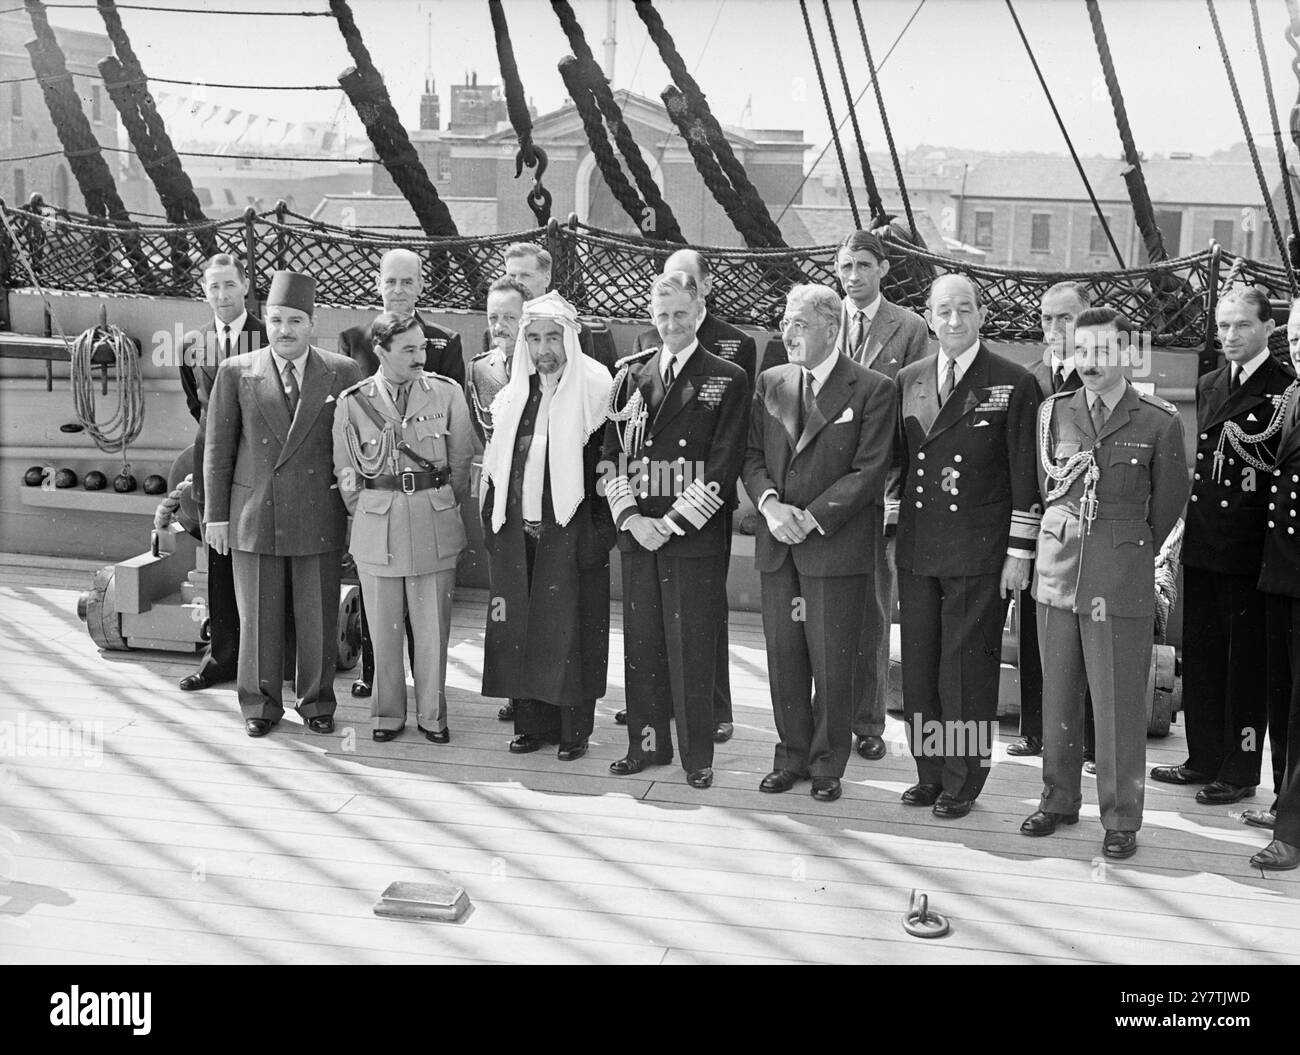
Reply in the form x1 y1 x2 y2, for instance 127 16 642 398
204 270 364 737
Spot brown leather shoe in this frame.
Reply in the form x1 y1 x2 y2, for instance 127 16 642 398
1103 830 1137 859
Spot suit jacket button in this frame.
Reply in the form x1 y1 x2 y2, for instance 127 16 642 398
679 439 687 447
916 486 923 494
1200 433 1208 441
1138 540 1144 546
1269 503 1276 511
646 439 654 446
1196 452 1203 460
1220 500 1229 508
917 452 926 460
1194 473 1201 481
262 438 269 444
917 469 925 476
1272 486 1279 493
1268 520 1275 528
915 501 923 509
949 504 958 512
953 455 962 463
1191 494 1198 501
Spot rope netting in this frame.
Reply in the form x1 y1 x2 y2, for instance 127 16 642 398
0 200 1234 343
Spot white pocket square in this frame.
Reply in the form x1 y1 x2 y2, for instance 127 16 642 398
834 407 854 424
325 394 336 404
972 419 990 427
1247 412 1258 422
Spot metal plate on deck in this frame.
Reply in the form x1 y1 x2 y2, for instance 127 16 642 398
373 878 470 923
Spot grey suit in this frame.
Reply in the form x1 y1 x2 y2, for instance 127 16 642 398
204 346 364 721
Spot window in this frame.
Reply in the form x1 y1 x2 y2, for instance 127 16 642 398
14 168 25 203
1089 215 1113 255
973 210 993 248
91 85 103 123
1030 212 1052 252
1213 218 1235 252
437 153 451 183
11 83 22 119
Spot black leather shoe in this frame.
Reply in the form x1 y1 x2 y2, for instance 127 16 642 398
306 716 334 735
759 769 800 793
1103 830 1137 859
497 700 514 721
179 672 212 692
1020 809 1080 836
856 735 886 760
1006 735 1042 757
1195 780 1256 805
245 718 276 737
713 722 734 743
372 728 401 743
687 767 714 789
614 710 627 725
1250 839 1300 870
901 782 942 807
1241 808 1277 830
419 726 450 744
932 793 974 819
1150 764 1211 785
351 678 372 698
557 739 588 761
811 777 842 802
509 733 545 754
609 756 646 775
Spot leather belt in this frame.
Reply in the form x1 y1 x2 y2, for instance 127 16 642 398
364 468 449 494
1056 499 1148 520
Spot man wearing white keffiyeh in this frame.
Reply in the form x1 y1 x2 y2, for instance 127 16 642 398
479 291 616 759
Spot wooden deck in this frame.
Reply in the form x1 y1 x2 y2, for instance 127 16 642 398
1 557 1297 965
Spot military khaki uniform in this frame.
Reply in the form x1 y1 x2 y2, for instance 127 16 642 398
1033 383 1188 830
332 371 474 733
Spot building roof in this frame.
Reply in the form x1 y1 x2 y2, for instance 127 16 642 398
961 154 1270 207
786 204 951 251
310 194 497 234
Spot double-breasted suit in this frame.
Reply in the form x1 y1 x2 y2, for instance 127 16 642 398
1180 354 1295 789
204 346 363 721
892 345 1042 801
339 313 465 388
186 313 267 684
332 371 473 733
1258 384 1300 838
1034 383 1189 830
603 342 750 774
1016 358 1087 746
743 355 896 777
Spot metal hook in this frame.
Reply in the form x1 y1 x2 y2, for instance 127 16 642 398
902 889 951 939
514 142 548 183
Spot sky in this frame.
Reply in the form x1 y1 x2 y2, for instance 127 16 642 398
31 0 1300 162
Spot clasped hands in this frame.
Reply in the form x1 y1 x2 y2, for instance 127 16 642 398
626 514 674 551
763 499 813 546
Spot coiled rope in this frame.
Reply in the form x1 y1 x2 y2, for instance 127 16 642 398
0 204 144 459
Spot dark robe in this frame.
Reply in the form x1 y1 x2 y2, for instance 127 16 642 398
480 377 614 717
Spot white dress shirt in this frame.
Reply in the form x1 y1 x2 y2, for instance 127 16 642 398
938 340 980 393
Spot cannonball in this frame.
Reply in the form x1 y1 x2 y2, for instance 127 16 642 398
142 474 167 496
23 466 48 487
54 468 78 489
84 471 108 491
113 471 138 494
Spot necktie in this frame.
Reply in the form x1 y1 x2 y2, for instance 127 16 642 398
663 353 677 389
1053 363 1066 393
798 369 815 434
1090 396 1107 437
394 382 410 417
222 325 232 360
939 356 956 406
850 311 867 359
282 360 300 416
1229 363 1241 393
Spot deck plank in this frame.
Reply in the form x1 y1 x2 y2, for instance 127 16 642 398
1 570 1296 964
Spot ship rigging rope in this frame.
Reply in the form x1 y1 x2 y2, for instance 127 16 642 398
822 0 885 226
1206 0 1294 292
0 205 144 458
4 145 382 164
1252 0 1300 270
1005 0 1125 268
774 0 923 225
0 3 331 13
799 0 860 230
0 71 340 89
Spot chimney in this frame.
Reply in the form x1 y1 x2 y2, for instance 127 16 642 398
420 77 440 132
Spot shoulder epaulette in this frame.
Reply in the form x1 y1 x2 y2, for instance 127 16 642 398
420 371 458 389
616 346 658 368
340 377 371 399
1138 390 1179 415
